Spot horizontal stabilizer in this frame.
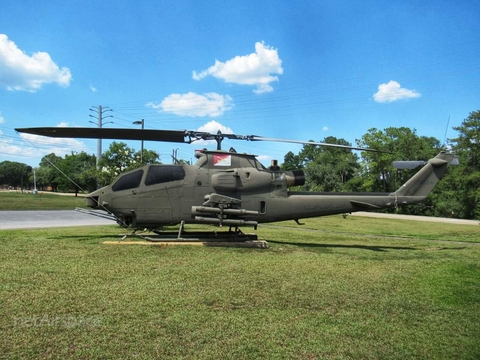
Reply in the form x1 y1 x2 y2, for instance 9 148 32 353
393 160 427 169
394 156 459 169
449 157 460 165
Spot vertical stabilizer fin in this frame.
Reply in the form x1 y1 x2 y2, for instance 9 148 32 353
394 152 455 198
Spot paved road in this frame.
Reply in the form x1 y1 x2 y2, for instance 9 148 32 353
352 211 479 226
0 210 477 230
0 210 115 230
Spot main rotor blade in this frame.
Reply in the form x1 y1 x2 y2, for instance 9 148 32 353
16 127 384 152
16 127 187 143
244 136 383 153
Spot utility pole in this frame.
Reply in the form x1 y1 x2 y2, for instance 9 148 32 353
171 148 179 164
89 105 113 168
132 119 145 164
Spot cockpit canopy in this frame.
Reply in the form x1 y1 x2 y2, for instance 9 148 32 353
111 165 186 192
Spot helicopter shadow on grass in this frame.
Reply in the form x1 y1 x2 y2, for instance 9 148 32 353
266 240 418 252
46 231 411 251
266 239 468 253
45 232 470 252
48 234 122 242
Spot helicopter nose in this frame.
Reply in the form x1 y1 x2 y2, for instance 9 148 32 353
85 188 104 209
85 194 99 209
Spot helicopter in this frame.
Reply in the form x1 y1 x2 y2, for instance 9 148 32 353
16 127 457 240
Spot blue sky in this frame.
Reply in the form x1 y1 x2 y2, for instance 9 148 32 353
1 1 479 167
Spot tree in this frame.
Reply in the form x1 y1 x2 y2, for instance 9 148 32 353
281 137 359 192
36 152 97 194
427 166 464 218
33 166 50 191
38 153 63 191
445 110 480 219
282 151 303 171
137 149 161 165
0 161 32 189
356 127 441 193
58 152 97 195
98 142 160 186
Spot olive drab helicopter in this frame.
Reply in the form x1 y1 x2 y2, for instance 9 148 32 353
16 127 457 242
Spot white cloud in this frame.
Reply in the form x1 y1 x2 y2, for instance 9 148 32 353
18 132 88 159
256 154 272 163
197 120 233 134
193 41 283 94
147 92 233 117
1 142 45 159
90 85 98 92
19 132 85 151
322 126 328 131
0 34 72 92
373 80 421 103
0 111 4 124
1 123 86 162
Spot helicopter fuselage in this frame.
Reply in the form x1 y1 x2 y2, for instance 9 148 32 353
86 150 453 230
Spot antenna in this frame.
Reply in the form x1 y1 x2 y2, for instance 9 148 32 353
442 115 450 147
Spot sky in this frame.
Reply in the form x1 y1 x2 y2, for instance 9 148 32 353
0 1 479 167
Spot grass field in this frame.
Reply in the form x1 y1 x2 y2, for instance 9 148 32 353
0 191 87 210
1 215 479 359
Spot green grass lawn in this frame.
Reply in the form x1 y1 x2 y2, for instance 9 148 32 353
0 191 87 210
267 215 480 243
1 218 479 359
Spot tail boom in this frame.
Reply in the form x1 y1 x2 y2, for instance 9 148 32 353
255 152 456 222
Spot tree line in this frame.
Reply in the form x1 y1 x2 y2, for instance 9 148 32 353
0 142 160 195
282 110 480 219
1 110 479 219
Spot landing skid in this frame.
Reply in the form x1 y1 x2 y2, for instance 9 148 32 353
110 221 268 248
